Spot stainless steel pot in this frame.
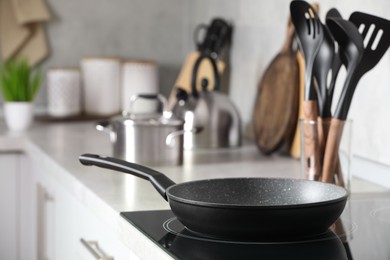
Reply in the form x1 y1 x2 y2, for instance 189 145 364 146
97 94 184 166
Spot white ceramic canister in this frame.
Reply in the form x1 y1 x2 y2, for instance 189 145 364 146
46 68 81 117
81 57 121 116
121 60 159 114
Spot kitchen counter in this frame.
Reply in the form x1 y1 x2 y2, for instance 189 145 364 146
0 120 388 259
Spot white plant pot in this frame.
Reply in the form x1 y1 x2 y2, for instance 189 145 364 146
4 102 34 132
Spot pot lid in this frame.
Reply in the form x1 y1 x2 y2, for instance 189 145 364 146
113 112 183 127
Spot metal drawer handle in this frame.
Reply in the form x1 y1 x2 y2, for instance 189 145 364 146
80 238 114 260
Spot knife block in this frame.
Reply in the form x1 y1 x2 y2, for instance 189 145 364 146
167 51 225 109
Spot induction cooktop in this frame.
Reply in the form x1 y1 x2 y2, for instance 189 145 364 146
121 197 390 260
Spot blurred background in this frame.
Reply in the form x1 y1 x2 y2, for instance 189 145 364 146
1 0 389 166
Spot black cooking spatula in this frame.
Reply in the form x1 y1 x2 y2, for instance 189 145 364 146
321 12 390 183
334 12 390 120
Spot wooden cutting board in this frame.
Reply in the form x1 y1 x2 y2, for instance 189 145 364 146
289 51 305 159
168 51 225 109
253 20 299 154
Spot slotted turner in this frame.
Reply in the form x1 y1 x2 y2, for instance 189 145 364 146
322 13 390 183
290 0 324 116
334 12 390 120
350 11 390 76
323 8 343 117
290 0 324 180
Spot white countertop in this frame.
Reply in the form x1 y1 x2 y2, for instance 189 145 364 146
0 120 388 259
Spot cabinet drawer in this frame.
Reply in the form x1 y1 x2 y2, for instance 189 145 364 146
74 203 138 260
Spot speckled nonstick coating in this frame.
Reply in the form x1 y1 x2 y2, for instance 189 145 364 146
79 154 348 240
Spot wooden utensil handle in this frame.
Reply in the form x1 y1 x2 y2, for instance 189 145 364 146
317 117 328 160
321 118 345 183
303 101 321 180
289 51 305 159
281 19 296 53
318 117 344 186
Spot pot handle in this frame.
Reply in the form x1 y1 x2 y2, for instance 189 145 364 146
79 154 176 201
166 127 203 147
96 121 112 134
96 121 117 142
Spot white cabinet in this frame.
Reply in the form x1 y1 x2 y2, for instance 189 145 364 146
32 157 138 260
63 186 138 260
19 155 38 260
0 152 137 260
35 171 57 260
0 153 19 260
0 153 37 260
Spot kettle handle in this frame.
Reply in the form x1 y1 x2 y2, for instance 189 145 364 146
191 53 220 98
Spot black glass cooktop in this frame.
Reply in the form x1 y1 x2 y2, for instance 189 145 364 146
121 197 390 260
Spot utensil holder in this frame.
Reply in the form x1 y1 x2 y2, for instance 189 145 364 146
300 119 354 242
300 119 353 191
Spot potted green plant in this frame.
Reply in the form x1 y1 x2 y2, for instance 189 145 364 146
0 58 42 132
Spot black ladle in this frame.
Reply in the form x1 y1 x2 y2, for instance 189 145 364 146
323 8 344 117
314 9 343 176
326 18 364 120
312 22 337 175
321 18 364 183
313 22 335 118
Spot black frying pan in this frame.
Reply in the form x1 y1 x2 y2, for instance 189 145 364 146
79 154 348 240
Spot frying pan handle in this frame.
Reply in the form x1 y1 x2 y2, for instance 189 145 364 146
79 154 175 201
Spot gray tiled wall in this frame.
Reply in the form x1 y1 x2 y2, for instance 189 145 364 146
35 0 186 105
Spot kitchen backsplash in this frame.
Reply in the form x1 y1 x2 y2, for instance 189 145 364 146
181 0 390 168
1 0 389 167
